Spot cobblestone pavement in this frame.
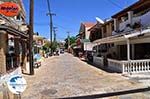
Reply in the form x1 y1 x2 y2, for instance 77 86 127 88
22 53 150 99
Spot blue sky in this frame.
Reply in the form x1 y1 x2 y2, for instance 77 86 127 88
23 0 138 41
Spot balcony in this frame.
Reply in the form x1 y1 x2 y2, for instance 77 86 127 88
112 10 150 35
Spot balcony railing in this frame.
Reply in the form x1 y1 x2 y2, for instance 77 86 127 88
123 59 150 74
107 58 150 74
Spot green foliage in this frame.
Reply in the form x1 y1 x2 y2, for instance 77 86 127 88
64 36 76 49
42 42 51 53
42 41 58 52
51 41 58 51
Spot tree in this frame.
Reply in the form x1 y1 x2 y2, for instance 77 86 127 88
64 36 76 49
51 41 58 52
43 41 58 52
42 41 51 53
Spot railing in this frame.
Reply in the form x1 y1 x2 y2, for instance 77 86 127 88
107 58 150 74
123 59 150 74
93 56 104 67
108 58 124 73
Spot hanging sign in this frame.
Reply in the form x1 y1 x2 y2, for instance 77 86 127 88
0 2 20 17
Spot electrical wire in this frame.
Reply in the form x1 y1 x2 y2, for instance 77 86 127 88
107 0 123 9
33 22 73 31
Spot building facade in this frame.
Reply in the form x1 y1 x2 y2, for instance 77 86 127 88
75 22 95 57
0 0 28 98
91 0 150 74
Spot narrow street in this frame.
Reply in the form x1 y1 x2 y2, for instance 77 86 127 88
0 1 150 99
22 53 148 99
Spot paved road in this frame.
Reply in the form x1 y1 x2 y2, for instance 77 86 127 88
22 53 149 99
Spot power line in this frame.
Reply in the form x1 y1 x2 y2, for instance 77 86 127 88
107 0 123 9
54 23 71 30
53 23 78 34
56 14 83 24
33 22 73 31
34 22 49 25
34 21 78 33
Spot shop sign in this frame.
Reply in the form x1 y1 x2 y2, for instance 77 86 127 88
0 67 22 92
7 75 27 94
0 2 20 17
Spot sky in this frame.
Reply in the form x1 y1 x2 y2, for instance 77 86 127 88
23 0 138 41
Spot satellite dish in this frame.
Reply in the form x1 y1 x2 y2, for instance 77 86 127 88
96 17 104 24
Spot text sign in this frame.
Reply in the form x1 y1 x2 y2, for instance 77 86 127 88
0 2 20 17
7 75 27 94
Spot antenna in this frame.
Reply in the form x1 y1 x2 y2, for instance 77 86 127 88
96 17 104 24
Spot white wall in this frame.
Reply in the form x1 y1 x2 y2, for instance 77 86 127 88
84 42 94 51
85 27 91 39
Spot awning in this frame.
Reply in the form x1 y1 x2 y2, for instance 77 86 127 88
0 25 28 38
93 28 150 44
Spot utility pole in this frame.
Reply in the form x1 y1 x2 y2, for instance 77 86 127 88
46 0 56 55
53 27 57 52
53 27 57 42
67 32 70 49
29 0 34 75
